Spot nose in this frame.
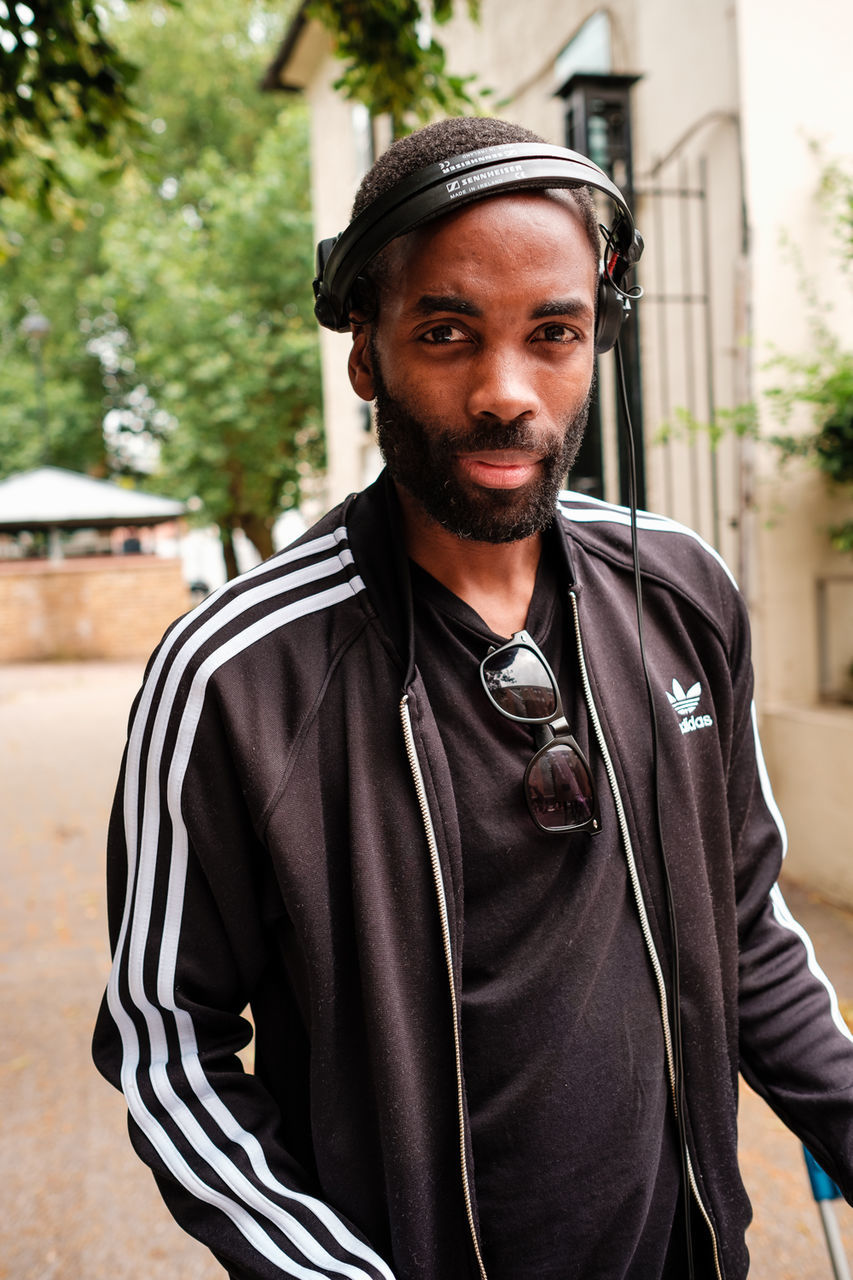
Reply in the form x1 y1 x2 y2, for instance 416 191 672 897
466 347 541 423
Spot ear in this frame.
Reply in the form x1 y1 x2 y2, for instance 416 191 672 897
348 322 376 402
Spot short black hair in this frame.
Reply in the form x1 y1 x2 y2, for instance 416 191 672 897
350 117 601 318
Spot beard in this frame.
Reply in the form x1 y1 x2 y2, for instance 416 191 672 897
371 345 593 544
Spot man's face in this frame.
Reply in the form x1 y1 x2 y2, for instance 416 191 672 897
348 192 598 544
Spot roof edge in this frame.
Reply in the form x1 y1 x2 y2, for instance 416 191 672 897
261 1 313 92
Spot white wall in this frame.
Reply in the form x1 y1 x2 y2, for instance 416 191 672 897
735 0 853 901
736 0 853 702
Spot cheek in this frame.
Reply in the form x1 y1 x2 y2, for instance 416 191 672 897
544 361 595 419
388 361 458 421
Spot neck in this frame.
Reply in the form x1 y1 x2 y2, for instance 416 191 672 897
396 484 542 637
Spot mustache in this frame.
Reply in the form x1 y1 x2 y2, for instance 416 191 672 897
420 416 562 459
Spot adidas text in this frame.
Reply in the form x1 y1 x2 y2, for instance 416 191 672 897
680 713 714 735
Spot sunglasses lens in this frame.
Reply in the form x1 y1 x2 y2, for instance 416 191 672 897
526 742 596 831
482 645 558 720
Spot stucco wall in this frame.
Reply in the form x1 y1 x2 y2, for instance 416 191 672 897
735 0 853 706
734 0 853 903
761 706 853 907
305 48 385 505
0 557 191 661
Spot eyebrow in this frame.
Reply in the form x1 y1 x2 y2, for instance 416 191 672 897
531 298 595 322
411 293 594 323
412 293 482 317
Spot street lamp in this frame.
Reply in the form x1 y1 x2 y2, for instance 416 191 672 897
20 311 51 463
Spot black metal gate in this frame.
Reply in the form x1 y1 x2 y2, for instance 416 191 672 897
635 128 751 587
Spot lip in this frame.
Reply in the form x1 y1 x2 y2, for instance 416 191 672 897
455 450 544 490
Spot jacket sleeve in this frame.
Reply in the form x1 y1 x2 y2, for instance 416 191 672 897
91 642 396 1280
728 600 853 1202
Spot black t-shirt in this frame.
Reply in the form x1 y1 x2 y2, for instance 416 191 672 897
410 546 686 1279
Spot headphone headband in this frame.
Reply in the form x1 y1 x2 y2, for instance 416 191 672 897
313 141 643 353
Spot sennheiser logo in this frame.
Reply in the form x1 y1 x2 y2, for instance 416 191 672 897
444 162 527 201
439 145 518 176
666 678 714 735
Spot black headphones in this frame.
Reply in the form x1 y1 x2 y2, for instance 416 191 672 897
313 141 643 355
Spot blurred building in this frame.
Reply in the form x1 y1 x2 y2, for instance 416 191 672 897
265 0 853 905
0 466 190 660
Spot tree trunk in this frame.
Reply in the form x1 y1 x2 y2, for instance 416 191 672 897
220 525 239 581
239 513 275 564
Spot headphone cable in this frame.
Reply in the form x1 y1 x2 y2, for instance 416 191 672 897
614 338 695 1278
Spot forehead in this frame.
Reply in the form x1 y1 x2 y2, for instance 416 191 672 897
379 192 598 301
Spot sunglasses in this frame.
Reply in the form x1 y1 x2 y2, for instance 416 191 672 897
479 630 601 835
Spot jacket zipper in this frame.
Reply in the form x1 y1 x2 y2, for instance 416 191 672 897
400 694 488 1280
569 591 723 1280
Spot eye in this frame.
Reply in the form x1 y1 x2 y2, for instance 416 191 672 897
419 323 470 345
533 323 580 345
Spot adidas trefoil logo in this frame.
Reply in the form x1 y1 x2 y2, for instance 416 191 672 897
666 678 714 735
667 678 701 714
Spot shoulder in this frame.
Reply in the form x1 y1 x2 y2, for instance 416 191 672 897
556 490 748 650
557 490 739 594
139 498 372 718
117 499 383 821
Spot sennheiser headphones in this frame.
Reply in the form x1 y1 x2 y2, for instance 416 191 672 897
312 141 643 355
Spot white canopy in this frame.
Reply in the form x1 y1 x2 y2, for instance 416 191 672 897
0 467 184 531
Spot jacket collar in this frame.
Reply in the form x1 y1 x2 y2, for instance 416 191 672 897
346 468 579 690
347 470 416 687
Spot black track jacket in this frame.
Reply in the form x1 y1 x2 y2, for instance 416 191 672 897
93 472 853 1280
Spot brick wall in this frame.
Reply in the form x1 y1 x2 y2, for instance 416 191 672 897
0 556 192 661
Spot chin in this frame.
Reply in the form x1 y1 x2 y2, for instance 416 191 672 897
423 477 560 544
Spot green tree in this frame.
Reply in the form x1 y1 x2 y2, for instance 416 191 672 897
98 116 323 576
1 0 483 217
1 0 323 577
0 0 140 217
306 0 484 135
0 198 114 476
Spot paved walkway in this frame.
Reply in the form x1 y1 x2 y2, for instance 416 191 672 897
0 660 850 1279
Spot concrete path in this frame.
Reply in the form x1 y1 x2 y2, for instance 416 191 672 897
0 660 850 1279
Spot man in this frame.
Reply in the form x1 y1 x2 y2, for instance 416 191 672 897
93 117 853 1279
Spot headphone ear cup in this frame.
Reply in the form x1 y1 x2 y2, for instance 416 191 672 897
313 288 339 330
593 263 626 355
